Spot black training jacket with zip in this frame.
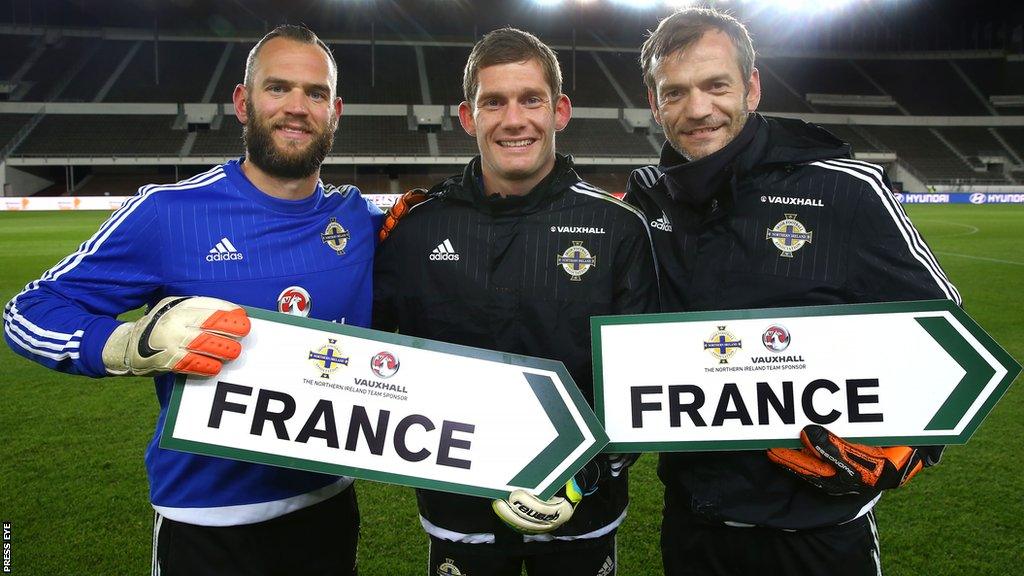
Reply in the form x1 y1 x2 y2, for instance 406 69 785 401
374 154 660 542
624 113 961 530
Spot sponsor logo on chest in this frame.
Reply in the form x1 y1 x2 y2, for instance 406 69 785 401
761 195 825 207
277 286 311 317
549 225 606 234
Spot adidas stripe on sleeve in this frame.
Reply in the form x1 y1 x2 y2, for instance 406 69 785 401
3 185 169 377
811 159 961 306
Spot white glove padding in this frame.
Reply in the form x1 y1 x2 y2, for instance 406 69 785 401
101 296 251 377
492 486 581 535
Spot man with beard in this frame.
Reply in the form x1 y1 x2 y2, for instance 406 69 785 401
624 8 961 575
3 25 379 576
374 28 658 576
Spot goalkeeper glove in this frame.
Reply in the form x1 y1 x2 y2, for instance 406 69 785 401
101 296 250 377
767 425 925 496
492 453 639 534
378 189 428 243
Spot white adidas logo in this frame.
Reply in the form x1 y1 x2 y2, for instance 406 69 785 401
651 212 673 232
429 238 460 261
206 237 244 262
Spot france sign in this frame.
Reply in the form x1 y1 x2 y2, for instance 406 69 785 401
161 308 607 500
592 300 1020 452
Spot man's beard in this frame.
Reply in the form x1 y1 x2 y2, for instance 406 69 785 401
243 100 335 179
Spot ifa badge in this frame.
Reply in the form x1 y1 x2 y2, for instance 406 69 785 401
767 214 812 257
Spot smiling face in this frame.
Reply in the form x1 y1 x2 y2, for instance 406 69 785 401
458 59 571 196
233 37 342 180
648 29 760 161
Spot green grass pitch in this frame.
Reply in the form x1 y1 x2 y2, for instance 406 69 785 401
0 206 1021 575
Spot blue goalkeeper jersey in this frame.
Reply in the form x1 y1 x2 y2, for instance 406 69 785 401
3 159 382 526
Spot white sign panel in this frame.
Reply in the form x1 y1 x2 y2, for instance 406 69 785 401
163 308 607 500
592 300 1019 451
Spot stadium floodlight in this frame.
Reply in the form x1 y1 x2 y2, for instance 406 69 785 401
734 0 862 14
663 0 699 8
532 0 566 6
608 0 661 9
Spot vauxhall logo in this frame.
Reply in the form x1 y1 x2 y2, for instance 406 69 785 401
761 195 825 207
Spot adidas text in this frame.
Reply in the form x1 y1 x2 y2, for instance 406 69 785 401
429 253 460 261
206 252 244 262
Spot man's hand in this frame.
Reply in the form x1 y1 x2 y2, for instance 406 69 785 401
492 453 639 534
492 488 578 534
767 424 925 496
378 189 428 243
102 296 250 377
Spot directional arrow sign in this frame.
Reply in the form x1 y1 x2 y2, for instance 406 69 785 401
162 307 607 500
592 300 1020 452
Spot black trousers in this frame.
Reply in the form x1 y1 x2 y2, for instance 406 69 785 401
428 532 618 576
154 486 360 576
661 498 881 576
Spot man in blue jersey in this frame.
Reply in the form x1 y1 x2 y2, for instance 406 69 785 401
3 25 379 576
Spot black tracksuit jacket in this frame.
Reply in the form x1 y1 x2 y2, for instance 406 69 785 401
374 154 660 541
625 113 961 530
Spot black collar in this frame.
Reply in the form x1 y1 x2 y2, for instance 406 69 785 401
446 154 582 216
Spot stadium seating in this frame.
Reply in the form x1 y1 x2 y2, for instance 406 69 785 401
559 118 657 158
1 32 1022 188
857 59 989 115
15 115 184 156
0 114 30 149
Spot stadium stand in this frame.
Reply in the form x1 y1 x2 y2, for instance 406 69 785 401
768 58 880 97
0 114 30 148
865 126 1000 182
2 27 1023 191
557 50 624 107
56 40 135 102
332 116 429 156
819 124 884 154
104 41 223 103
593 50 647 107
955 57 1024 98
15 115 184 156
755 59 816 113
436 126 480 157
190 120 243 157
559 118 657 157
208 43 250 103
857 59 989 115
938 127 1012 158
423 46 472 106
333 44 422 104
0 34 34 79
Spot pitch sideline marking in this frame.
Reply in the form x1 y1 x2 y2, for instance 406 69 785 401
934 252 1024 266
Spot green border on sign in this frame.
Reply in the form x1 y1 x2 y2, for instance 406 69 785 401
591 299 1021 452
161 307 609 500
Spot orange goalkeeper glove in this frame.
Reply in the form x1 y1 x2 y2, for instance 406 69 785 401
101 296 250 377
378 189 429 243
767 425 925 496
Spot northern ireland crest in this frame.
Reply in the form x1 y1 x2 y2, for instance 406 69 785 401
556 241 597 281
321 217 350 256
766 214 812 257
